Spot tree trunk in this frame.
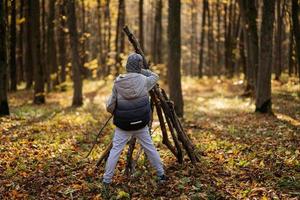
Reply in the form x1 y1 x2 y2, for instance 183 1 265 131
168 0 183 117
255 0 275 113
288 22 295 76
189 0 197 76
47 0 59 89
58 0 67 83
292 0 300 80
239 30 247 76
30 0 45 104
24 0 33 89
238 0 259 95
17 0 25 83
153 0 162 64
207 0 215 76
198 0 208 78
80 0 87 68
274 0 283 80
96 0 104 75
139 0 144 50
41 0 47 89
115 0 125 76
216 0 222 76
225 0 237 77
9 0 17 91
0 0 10 115
104 0 111 76
67 0 83 106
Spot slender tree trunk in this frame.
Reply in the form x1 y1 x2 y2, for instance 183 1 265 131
30 0 45 104
104 0 111 76
292 0 300 80
216 0 221 76
18 0 25 83
275 0 283 80
47 0 59 89
0 0 10 115
233 14 241 74
139 0 144 50
255 0 275 113
115 0 125 76
119 1 125 62
58 0 67 83
9 0 17 91
24 0 33 89
238 0 259 95
288 21 295 76
41 0 47 88
168 0 183 117
198 0 207 78
153 0 162 64
189 0 197 76
226 0 238 77
80 0 87 68
239 30 247 76
96 0 104 75
207 0 215 76
67 0 83 106
224 0 232 77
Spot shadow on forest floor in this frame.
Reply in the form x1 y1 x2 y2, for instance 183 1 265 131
0 77 299 199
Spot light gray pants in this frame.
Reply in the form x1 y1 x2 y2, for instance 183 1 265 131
103 126 164 183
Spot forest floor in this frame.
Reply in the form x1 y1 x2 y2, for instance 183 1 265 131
1 76 300 200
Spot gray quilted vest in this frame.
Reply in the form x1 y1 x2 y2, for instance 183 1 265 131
113 73 151 131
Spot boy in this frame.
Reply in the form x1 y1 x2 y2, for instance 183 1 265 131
103 53 166 186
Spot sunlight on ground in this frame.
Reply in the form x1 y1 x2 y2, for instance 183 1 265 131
276 113 300 127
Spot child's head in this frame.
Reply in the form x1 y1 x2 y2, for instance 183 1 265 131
126 53 143 73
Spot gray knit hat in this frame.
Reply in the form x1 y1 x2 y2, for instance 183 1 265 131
126 53 143 73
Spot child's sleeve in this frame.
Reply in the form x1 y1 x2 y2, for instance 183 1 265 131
141 69 159 91
106 85 117 114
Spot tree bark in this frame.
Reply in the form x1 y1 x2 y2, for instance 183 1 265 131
103 0 111 76
139 0 144 51
96 0 104 75
80 0 87 69
115 0 125 76
238 0 259 95
58 0 67 83
9 0 17 91
207 0 215 76
41 0 47 89
255 0 275 113
0 0 10 115
17 0 25 83
47 0 59 89
30 0 45 104
288 21 295 76
216 0 222 76
189 0 197 76
274 0 283 80
168 0 183 117
24 0 33 89
67 0 83 106
292 0 300 80
198 0 208 78
153 0 162 64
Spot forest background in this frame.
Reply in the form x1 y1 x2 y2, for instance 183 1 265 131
0 0 300 199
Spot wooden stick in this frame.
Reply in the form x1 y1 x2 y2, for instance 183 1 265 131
96 141 113 167
125 137 137 175
154 99 178 157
